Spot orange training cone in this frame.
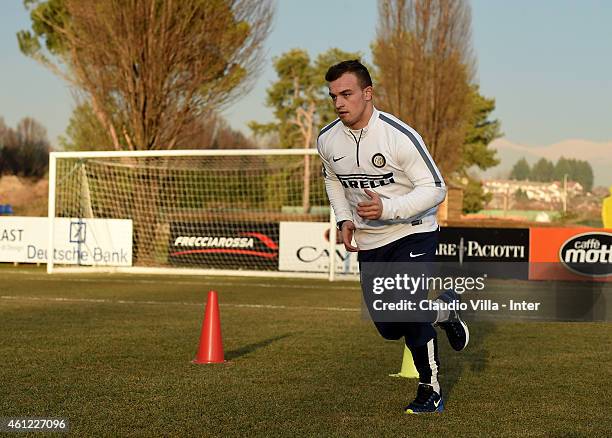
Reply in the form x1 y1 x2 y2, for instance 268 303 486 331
193 290 225 364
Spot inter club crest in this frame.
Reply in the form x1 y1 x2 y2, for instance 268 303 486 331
372 153 386 168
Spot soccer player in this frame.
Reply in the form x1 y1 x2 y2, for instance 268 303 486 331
317 60 469 414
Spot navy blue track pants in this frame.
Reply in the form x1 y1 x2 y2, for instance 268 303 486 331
358 229 439 348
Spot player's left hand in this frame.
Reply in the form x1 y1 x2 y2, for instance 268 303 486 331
357 189 383 220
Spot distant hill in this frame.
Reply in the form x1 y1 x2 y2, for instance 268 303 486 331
477 138 612 188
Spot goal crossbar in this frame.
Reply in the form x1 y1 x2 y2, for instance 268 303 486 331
50 149 320 159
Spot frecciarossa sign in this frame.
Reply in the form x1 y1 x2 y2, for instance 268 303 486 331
168 222 279 270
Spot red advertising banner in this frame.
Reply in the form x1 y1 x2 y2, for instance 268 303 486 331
529 227 612 281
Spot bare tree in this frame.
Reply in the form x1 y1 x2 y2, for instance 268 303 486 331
373 0 474 176
0 118 8 144
0 117 50 179
15 117 48 146
19 0 273 151
0 118 8 174
175 112 256 150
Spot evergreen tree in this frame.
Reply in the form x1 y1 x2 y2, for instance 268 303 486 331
553 156 572 182
509 157 531 180
574 160 594 192
531 158 555 182
462 177 491 213
249 48 361 148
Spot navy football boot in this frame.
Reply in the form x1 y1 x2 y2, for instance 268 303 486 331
404 383 444 414
436 289 469 351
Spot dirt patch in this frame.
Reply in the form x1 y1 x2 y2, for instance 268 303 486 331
0 175 48 216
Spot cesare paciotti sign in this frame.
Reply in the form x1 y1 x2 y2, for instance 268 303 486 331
435 227 530 280
436 227 529 280
436 227 529 263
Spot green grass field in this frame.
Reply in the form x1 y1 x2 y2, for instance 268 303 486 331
1 266 611 437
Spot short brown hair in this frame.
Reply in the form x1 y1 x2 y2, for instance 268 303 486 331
325 60 372 89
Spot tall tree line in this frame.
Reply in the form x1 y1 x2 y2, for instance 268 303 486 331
249 0 501 213
510 157 594 192
18 0 501 214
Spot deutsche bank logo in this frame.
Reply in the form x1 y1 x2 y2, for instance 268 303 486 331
70 221 86 244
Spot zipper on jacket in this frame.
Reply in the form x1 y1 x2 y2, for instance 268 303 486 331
349 129 364 167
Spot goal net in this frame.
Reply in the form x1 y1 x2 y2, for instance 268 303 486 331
48 149 358 279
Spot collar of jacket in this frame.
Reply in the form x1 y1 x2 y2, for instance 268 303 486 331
341 106 379 138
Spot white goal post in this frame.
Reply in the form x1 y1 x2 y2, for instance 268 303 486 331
47 149 357 280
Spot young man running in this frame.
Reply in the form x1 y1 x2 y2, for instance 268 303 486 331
317 60 469 414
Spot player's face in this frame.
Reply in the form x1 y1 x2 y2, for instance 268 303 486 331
328 73 373 130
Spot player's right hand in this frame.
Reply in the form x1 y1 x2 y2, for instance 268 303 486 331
341 221 358 252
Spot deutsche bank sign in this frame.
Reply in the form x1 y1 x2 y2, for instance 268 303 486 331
0 217 133 266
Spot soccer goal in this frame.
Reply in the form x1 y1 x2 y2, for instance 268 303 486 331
47 149 357 280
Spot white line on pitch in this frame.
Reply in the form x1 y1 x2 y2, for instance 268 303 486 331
0 295 360 312
0 274 358 290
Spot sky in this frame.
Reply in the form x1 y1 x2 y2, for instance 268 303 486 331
1 0 612 149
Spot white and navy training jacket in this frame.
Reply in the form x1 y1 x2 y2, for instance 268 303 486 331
317 107 447 250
